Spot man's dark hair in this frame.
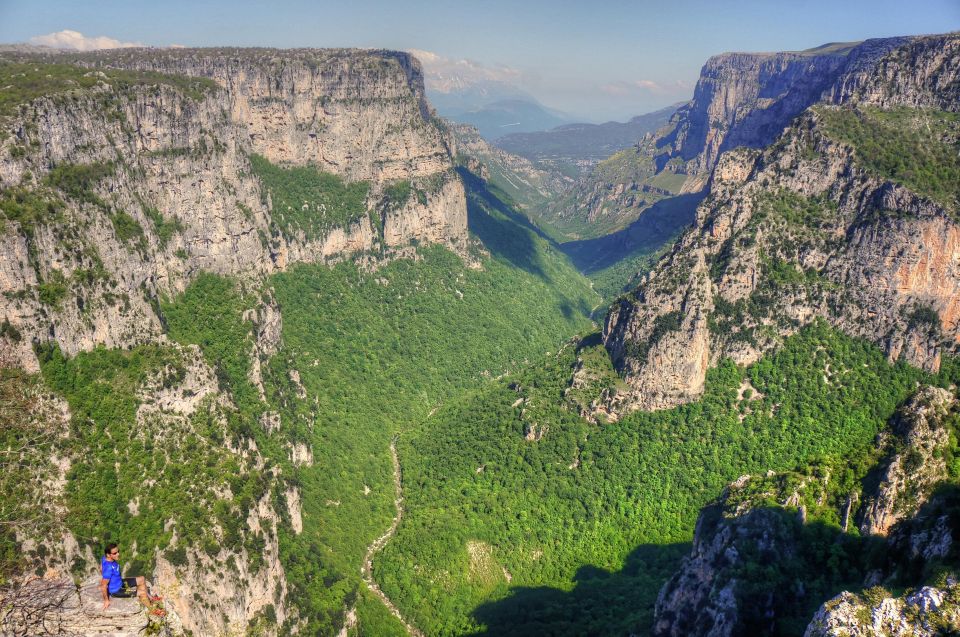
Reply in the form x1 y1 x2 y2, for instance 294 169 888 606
104 542 118 556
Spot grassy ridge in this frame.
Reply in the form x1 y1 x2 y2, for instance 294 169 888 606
378 322 956 635
816 106 960 213
0 60 217 118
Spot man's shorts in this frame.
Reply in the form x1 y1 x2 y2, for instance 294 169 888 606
110 577 140 598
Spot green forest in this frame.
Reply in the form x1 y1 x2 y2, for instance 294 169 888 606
34 170 597 635
377 321 960 635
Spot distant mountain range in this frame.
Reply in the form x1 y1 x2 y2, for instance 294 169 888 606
494 103 682 164
423 74 571 139
436 98 573 140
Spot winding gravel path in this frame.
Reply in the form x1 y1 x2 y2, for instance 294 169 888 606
351 439 423 637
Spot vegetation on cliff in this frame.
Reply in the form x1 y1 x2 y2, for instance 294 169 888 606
816 105 960 213
249 154 371 240
0 59 217 119
4 166 594 631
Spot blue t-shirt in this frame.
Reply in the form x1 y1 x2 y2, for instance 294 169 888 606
101 556 123 594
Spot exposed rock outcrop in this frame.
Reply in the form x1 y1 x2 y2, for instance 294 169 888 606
152 491 288 636
653 471 828 637
1 577 161 637
806 585 960 637
859 387 955 535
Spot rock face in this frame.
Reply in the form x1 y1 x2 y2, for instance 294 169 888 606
0 47 467 372
655 37 910 190
0 46 469 637
72 48 451 183
653 385 960 636
805 585 960 637
603 33 960 415
3 577 150 637
653 472 826 637
4 343 293 637
828 35 960 110
151 493 288 636
859 387 955 536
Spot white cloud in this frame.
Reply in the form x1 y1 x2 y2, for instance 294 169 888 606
600 78 691 97
29 30 144 51
407 48 523 92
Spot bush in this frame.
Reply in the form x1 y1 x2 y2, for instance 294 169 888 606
165 546 188 567
249 154 370 239
44 162 114 208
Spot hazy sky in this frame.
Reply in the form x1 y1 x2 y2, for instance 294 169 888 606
1 0 958 121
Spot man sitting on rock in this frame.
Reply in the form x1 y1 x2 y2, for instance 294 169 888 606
100 543 152 609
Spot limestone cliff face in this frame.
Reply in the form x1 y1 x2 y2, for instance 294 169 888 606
603 33 960 415
0 47 468 637
73 48 447 182
4 342 290 637
653 466 840 637
0 48 467 373
661 50 846 188
655 37 911 191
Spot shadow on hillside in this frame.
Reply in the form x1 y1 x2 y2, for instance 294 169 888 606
460 167 553 281
881 482 960 584
466 542 691 637
466 494 941 637
560 192 704 274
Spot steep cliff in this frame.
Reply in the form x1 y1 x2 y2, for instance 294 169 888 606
603 33 960 414
654 37 911 191
0 47 470 636
0 48 467 373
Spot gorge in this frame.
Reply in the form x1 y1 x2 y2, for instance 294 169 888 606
1 28 960 637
